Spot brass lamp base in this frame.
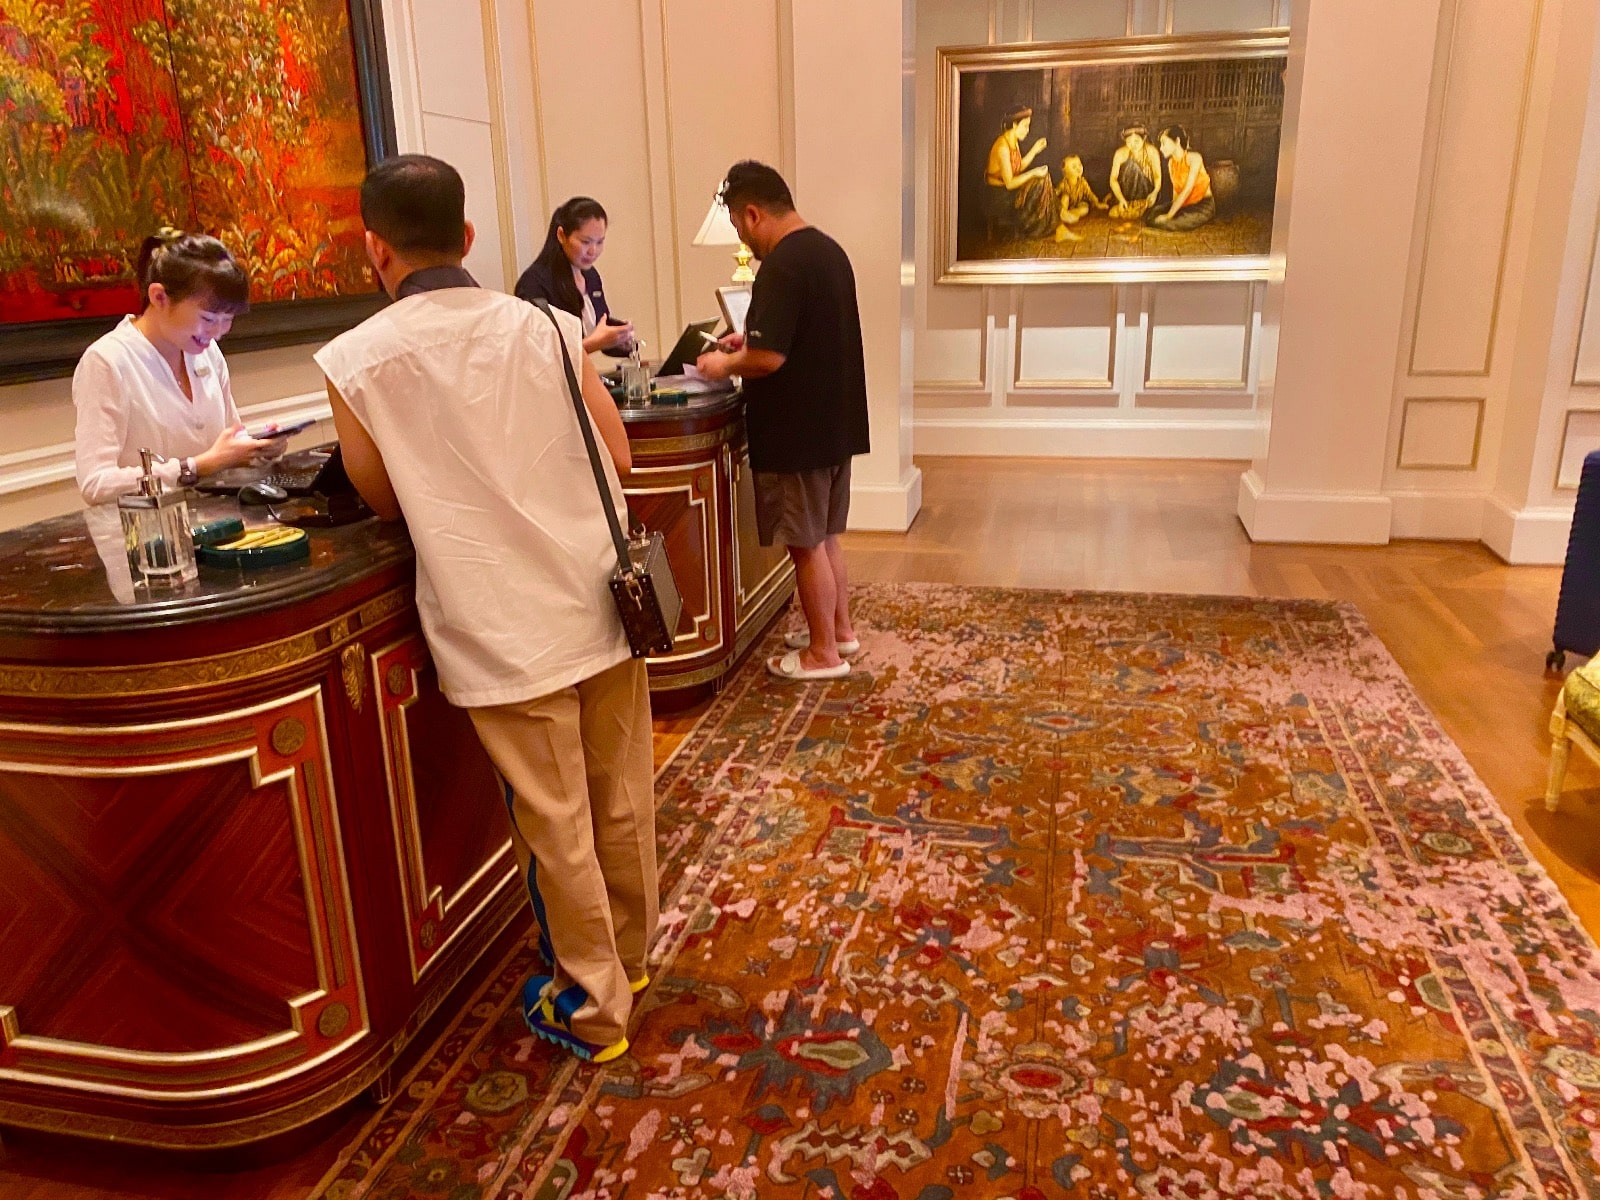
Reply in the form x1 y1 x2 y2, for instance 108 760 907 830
731 243 755 284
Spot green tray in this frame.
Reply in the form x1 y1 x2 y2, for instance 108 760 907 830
191 516 245 547
197 525 311 569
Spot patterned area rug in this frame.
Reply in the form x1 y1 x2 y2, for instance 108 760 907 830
315 585 1600 1200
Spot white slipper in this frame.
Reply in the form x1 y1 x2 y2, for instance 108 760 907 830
766 651 850 681
783 631 861 656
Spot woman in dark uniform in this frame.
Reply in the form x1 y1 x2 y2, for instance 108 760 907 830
513 196 634 356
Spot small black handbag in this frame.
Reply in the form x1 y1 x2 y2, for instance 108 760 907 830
536 301 682 658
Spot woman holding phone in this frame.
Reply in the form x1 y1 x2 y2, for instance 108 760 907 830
514 197 635 356
73 228 280 505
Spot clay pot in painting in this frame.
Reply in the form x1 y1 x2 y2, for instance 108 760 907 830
1210 159 1240 211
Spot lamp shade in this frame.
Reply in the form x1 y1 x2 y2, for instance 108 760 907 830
692 199 742 247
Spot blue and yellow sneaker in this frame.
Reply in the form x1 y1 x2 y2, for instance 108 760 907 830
519 975 630 1064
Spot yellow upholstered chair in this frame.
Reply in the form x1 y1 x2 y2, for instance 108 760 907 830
1548 658 1600 810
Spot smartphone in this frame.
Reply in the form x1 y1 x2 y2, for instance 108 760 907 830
246 418 315 441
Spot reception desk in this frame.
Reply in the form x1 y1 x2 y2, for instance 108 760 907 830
0 400 789 1148
620 389 794 703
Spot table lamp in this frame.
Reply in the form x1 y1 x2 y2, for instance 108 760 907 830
693 198 755 283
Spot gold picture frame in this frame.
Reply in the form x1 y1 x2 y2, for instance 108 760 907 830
934 30 1288 286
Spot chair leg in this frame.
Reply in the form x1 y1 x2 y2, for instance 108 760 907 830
1546 730 1570 812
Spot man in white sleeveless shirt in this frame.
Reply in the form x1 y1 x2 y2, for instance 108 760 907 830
315 155 655 1064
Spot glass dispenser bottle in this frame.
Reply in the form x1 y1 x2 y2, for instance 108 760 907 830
118 449 198 585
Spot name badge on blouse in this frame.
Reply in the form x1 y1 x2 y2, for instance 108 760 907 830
193 363 211 378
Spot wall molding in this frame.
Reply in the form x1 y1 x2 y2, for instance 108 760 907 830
1395 395 1486 470
916 414 1262 459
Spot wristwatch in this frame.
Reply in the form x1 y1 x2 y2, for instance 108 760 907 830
178 457 199 487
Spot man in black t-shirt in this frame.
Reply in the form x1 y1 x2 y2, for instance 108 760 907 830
697 161 870 682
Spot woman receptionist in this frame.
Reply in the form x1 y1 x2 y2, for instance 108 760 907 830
73 229 278 505
514 197 635 356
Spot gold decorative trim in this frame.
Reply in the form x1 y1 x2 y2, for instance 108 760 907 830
369 634 517 983
0 804 521 1151
1575 192 1600 386
0 587 409 699
479 0 520 290
0 689 370 1102
272 717 308 757
627 428 736 457
1395 396 1486 471
317 1002 351 1040
341 643 367 711
651 656 736 692
627 465 722 655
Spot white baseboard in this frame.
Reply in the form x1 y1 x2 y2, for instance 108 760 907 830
849 465 923 532
1237 469 1394 544
1481 494 1573 564
1387 490 1487 541
914 416 1262 460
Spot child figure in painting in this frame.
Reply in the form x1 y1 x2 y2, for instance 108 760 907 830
1147 125 1216 232
1053 154 1106 242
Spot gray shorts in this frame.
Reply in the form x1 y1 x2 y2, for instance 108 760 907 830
753 462 851 549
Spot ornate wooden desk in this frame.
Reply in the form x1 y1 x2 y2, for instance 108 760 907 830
620 391 795 704
0 401 788 1149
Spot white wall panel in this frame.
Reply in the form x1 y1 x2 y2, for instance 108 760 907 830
917 287 988 387
421 114 505 288
1576 220 1600 384
1558 410 1600 488
1397 397 1483 469
661 1 785 330
1146 283 1252 388
1031 0 1127 41
1171 0 1279 33
408 0 492 121
1014 287 1116 390
1409 1 1540 376
529 0 663 347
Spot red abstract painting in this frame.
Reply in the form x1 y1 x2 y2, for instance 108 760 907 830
0 0 377 326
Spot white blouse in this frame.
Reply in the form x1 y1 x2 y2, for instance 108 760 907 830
72 316 240 506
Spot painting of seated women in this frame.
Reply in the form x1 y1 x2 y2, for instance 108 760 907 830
941 33 1285 283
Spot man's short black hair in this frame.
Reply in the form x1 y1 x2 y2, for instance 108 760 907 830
360 154 467 256
719 161 794 214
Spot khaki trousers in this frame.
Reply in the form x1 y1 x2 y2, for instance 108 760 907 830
468 656 657 1046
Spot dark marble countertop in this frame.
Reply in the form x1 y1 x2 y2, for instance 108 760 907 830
0 393 742 638
0 497 414 636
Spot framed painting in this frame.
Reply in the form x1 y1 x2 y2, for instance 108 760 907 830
934 31 1288 285
0 0 397 383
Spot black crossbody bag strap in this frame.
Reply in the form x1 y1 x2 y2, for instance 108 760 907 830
533 300 632 571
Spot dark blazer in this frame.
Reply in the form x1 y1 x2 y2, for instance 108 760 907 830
513 262 628 356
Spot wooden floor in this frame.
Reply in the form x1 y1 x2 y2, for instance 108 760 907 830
6 457 1596 1199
